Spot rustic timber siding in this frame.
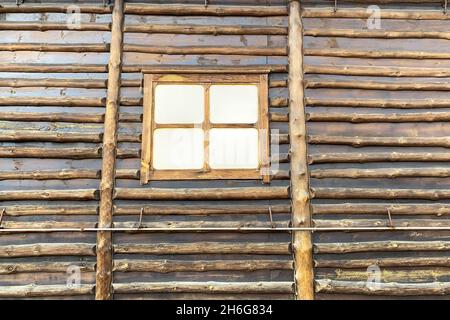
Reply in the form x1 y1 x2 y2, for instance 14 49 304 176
0 1 112 299
304 1 450 299
1 0 450 300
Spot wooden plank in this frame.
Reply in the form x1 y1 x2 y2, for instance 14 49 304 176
0 22 110 31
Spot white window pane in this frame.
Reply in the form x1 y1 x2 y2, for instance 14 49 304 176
209 128 259 169
153 129 204 169
210 85 258 124
155 84 204 124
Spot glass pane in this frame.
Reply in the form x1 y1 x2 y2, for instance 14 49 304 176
154 84 204 124
209 128 259 169
153 128 204 169
210 85 258 124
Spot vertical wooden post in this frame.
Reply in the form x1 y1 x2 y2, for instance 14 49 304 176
288 0 314 300
96 0 124 300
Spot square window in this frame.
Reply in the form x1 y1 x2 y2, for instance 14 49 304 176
141 72 270 182
210 85 258 124
209 128 259 169
153 128 204 170
154 84 204 124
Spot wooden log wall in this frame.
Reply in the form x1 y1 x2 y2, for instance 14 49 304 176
3 0 450 300
0 0 293 300
112 0 293 300
0 1 113 299
303 1 450 299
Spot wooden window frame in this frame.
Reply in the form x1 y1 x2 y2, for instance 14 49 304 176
140 72 270 184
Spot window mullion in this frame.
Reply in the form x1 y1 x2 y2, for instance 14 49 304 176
203 83 211 173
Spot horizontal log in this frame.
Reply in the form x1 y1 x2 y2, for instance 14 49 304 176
0 43 109 52
1 205 98 216
113 259 292 272
112 169 136 181
0 262 95 274
114 221 290 230
314 219 450 228
309 152 450 164
315 241 450 254
0 22 111 31
0 64 108 73
305 48 450 59
0 146 101 159
305 29 450 40
0 112 104 123
0 78 107 89
315 257 450 268
0 4 111 14
0 131 102 142
311 168 450 179
0 284 94 298
0 189 98 201
316 269 450 284
114 204 290 215
113 281 293 294
114 242 291 255
123 44 287 56
114 187 289 200
270 112 289 122
0 97 105 107
302 8 450 20
307 112 450 123
269 79 287 88
307 135 450 147
312 187 450 200
0 169 100 181
313 203 450 216
0 243 95 257
305 80 450 91
124 4 288 16
118 112 142 122
315 279 450 296
117 148 140 159
1 221 95 229
270 97 288 108
124 24 287 35
138 64 287 74
306 98 450 108
305 65 450 77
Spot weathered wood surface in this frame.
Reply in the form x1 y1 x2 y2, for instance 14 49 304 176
113 259 293 272
113 282 294 294
0 243 96 257
114 242 291 255
114 187 289 200
316 280 450 296
289 0 314 300
96 0 124 301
